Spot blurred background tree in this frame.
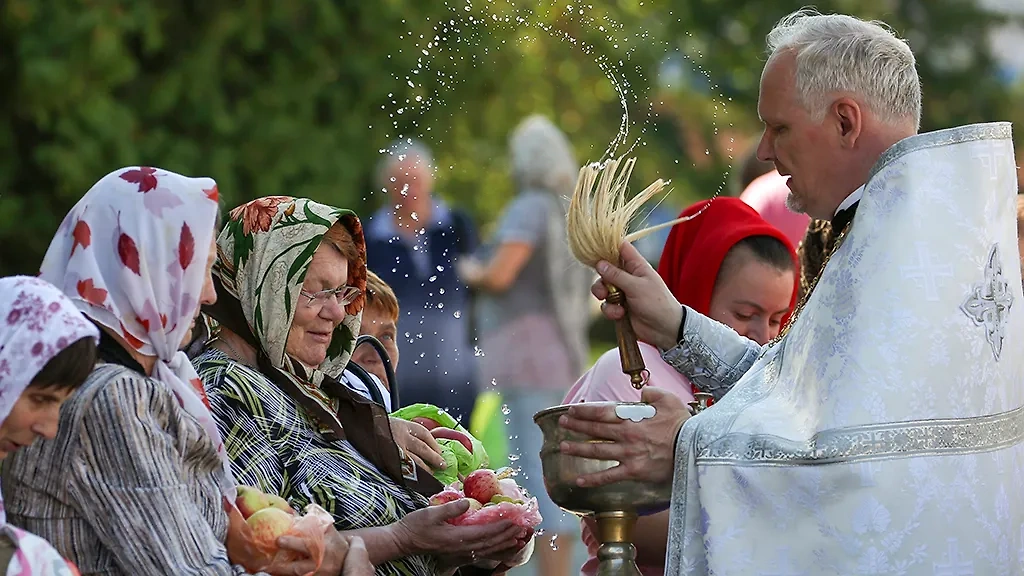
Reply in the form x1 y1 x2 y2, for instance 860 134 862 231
0 0 1020 275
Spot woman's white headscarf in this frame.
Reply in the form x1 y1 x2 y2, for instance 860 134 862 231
0 275 98 574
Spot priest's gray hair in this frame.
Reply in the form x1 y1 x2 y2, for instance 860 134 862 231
509 115 578 196
376 138 435 190
766 9 921 130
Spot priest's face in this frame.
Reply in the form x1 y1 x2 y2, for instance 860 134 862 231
756 53 849 221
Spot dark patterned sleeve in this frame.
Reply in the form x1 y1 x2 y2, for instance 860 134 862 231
201 361 291 503
67 371 259 575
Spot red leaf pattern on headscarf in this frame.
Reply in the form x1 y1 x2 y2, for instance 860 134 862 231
118 233 141 275
190 378 212 410
75 279 107 308
119 167 159 193
179 223 195 270
204 185 219 202
71 220 91 256
120 322 145 350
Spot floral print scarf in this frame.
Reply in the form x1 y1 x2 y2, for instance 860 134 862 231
39 166 236 498
0 276 98 575
211 196 367 423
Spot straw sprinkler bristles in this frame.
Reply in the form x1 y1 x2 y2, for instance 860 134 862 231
566 156 689 268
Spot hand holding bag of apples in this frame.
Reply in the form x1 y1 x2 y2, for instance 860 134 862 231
225 485 335 574
391 403 489 486
432 467 542 547
391 403 542 545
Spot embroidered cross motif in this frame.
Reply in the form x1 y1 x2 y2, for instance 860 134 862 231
901 242 955 301
933 538 974 576
960 244 1014 361
969 139 1012 181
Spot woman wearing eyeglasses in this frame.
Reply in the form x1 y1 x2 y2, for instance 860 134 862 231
193 197 533 576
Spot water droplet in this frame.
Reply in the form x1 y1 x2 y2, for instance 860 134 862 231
428 275 437 282
501 404 511 415
453 310 461 318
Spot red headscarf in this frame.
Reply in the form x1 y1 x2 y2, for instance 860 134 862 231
657 197 799 327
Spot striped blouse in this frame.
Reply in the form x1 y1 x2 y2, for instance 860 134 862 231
193 348 438 576
0 363 264 576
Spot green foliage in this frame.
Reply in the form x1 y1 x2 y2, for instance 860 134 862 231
0 0 1018 275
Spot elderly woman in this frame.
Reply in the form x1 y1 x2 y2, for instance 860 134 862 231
2 168 356 575
0 276 98 574
193 197 532 576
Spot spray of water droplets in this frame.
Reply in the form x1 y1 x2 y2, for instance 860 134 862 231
378 0 740 469
378 1 737 193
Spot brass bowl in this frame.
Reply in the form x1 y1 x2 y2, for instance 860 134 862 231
533 403 672 516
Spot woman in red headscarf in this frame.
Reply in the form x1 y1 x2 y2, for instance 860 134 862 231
562 196 799 576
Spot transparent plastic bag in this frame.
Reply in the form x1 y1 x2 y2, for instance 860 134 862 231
225 498 334 575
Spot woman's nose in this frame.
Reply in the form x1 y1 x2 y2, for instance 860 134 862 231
33 409 60 440
321 296 346 322
744 320 771 346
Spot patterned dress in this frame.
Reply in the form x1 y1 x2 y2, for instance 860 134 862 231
195 348 436 575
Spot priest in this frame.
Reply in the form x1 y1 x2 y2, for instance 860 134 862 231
558 8 1024 574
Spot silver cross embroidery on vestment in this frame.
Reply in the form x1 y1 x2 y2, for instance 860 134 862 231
960 243 1014 361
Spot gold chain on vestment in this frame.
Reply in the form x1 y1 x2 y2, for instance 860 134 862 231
767 224 852 348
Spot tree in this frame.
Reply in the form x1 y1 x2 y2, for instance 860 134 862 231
0 0 1017 275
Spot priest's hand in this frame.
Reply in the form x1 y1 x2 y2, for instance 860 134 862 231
558 387 689 487
591 241 683 351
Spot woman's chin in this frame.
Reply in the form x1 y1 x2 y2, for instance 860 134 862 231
297 347 328 368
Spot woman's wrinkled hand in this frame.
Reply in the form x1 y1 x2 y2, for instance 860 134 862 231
389 417 447 471
224 500 271 569
224 499 320 576
278 531 374 576
393 500 522 564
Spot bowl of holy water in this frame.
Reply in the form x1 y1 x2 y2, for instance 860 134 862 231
533 402 672 515
534 402 672 576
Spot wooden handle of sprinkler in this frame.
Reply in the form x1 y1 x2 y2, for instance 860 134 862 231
604 283 647 390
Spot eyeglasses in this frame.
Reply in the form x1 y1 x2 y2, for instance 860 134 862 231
300 286 362 308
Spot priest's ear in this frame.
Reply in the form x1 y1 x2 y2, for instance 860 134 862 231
830 97 863 148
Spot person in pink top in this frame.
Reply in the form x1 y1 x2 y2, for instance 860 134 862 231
562 197 800 576
740 169 811 247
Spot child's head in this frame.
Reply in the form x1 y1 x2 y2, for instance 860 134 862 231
352 270 400 389
0 277 99 459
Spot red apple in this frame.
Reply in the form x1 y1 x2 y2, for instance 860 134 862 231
429 489 462 506
463 469 501 504
430 427 474 453
411 417 440 430
235 485 271 519
246 507 294 548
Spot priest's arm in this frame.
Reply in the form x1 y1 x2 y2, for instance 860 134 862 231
659 305 762 400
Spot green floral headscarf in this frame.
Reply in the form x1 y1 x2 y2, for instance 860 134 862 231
210 196 367 415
